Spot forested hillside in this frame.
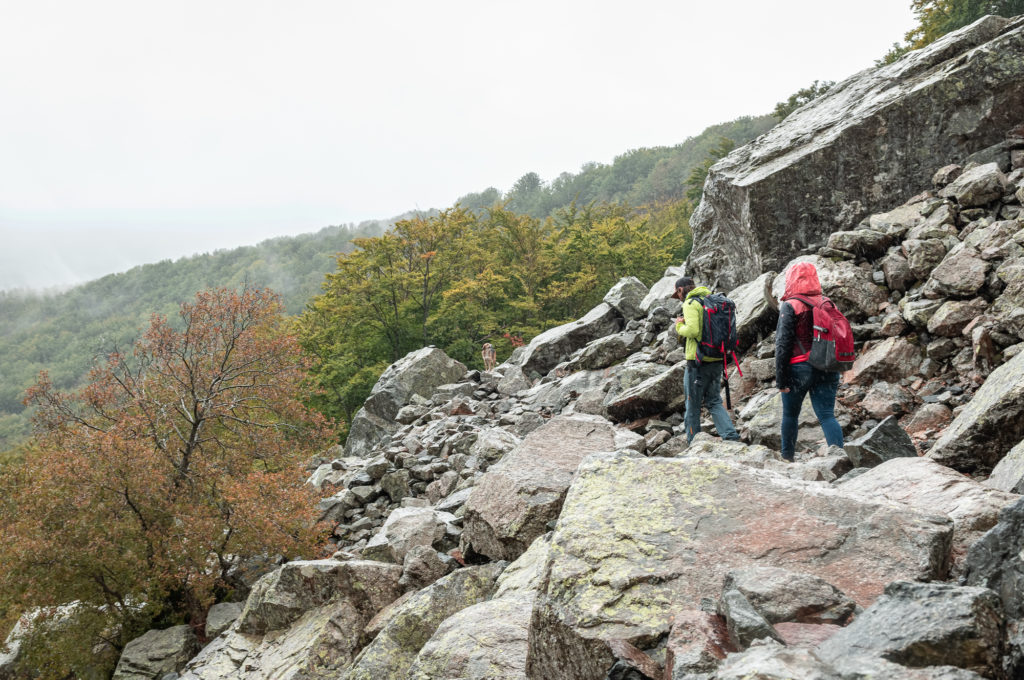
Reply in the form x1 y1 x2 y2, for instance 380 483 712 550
0 219 390 452
456 115 776 216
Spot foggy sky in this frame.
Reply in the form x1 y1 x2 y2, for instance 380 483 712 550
0 0 918 291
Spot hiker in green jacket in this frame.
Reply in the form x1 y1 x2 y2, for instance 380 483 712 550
673 277 740 444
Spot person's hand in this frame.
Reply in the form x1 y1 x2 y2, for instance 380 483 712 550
780 387 790 393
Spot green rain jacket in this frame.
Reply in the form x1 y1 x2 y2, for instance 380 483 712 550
674 286 721 362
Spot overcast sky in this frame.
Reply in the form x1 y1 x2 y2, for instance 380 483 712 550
0 1 918 291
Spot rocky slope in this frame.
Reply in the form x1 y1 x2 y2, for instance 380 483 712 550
687 14 1024 291
6 19 1024 680
71 146 1024 679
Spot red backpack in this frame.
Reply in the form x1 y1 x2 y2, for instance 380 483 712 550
788 295 855 372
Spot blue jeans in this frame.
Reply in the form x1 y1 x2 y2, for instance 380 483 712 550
780 362 843 460
684 361 739 443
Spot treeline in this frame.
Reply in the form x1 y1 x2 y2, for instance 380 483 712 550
456 115 777 218
0 219 391 454
880 0 1024 63
298 201 693 434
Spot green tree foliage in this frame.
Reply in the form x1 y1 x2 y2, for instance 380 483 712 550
685 137 736 204
772 80 835 121
0 288 333 679
298 202 693 435
879 0 1024 64
452 115 777 220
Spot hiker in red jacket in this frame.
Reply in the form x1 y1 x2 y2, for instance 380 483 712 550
775 262 844 462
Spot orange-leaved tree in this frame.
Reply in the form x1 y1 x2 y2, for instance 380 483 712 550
0 287 334 678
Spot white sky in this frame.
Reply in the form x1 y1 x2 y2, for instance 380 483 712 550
0 1 918 291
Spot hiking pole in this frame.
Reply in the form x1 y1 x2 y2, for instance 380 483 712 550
723 373 732 410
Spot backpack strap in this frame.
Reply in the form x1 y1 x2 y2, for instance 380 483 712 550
785 294 815 356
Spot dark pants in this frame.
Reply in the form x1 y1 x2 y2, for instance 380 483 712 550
781 362 843 460
684 361 739 444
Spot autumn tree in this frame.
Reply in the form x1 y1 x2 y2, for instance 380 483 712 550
0 287 334 679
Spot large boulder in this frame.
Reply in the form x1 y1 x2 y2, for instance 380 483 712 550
182 560 404 680
687 15 1024 291
838 457 1019 554
525 454 953 680
112 626 199 680
939 161 1008 207
345 347 467 457
728 271 779 350
408 536 552 680
963 497 1024 679
462 414 619 561
985 438 1024 494
639 266 685 314
603 276 649 321
928 348 1024 473
604 362 686 422
514 303 622 377
362 507 457 564
342 563 505 680
817 581 1005 678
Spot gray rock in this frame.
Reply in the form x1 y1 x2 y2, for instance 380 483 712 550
926 298 989 337
924 246 991 299
817 581 1004 678
905 238 950 281
901 297 944 329
346 347 467 457
343 563 504 680
985 438 1024 494
838 457 1018 555
604 362 686 422
204 602 243 640
525 456 953 679
515 303 622 377
718 589 783 649
362 507 456 564
113 626 199 680
687 15 1024 290
380 469 411 503
728 271 778 350
576 332 643 371
462 414 618 561
722 566 856 625
497 364 533 395
713 640 839 680
882 251 914 292
939 161 1008 207
236 559 403 636
851 337 922 385
826 228 894 259
928 348 1024 472
640 268 686 314
843 416 916 468
663 610 734 679
964 497 1024 678
603 276 649 320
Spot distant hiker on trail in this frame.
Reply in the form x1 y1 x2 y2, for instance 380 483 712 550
775 261 849 462
482 342 497 371
673 277 740 444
